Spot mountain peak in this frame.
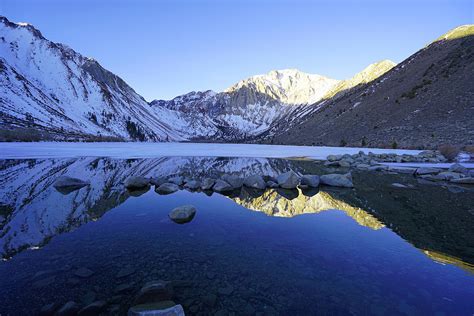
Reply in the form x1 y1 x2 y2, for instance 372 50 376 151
225 68 339 105
0 16 45 39
435 24 474 42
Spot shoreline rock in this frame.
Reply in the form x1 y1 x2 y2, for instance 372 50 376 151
125 176 150 190
320 173 354 188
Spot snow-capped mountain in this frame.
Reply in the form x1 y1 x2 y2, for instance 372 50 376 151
0 16 186 141
151 69 340 139
256 60 396 140
0 15 403 143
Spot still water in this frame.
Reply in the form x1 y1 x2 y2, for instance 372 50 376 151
0 156 473 315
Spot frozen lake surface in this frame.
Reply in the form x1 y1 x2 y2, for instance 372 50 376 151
0 142 422 159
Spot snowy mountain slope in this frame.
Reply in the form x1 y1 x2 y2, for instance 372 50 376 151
151 69 340 139
0 16 185 141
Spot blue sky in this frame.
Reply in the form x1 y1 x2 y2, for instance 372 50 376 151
1 0 472 100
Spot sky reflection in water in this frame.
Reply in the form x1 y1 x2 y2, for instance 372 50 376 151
0 156 473 315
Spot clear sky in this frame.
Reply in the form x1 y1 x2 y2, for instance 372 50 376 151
1 0 472 100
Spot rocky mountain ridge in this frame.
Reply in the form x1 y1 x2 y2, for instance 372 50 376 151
267 25 474 148
0 16 188 141
1 16 472 148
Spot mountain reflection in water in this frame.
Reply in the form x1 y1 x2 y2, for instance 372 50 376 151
1 156 472 272
0 156 474 315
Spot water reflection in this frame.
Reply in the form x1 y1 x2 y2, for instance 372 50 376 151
1 156 473 272
0 157 474 315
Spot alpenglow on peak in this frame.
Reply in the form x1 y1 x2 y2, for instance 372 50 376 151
225 68 340 105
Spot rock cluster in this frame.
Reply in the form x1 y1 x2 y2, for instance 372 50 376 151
148 171 353 196
121 170 354 200
325 150 447 169
414 163 474 183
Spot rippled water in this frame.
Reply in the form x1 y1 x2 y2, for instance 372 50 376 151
0 156 473 315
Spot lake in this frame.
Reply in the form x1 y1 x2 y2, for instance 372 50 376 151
0 146 473 315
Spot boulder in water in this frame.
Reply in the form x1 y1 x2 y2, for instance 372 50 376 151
243 175 266 190
133 280 174 305
213 180 233 192
150 177 167 187
184 180 201 190
320 173 354 188
155 183 179 195
266 180 279 188
300 175 320 188
125 176 150 190
201 178 215 190
169 205 196 224
222 174 244 189
276 171 300 189
167 176 184 186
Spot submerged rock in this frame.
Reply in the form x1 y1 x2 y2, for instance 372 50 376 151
276 171 300 189
53 176 89 194
213 180 233 192
125 176 150 190
300 175 320 188
56 301 79 316
134 280 174 305
128 302 184 316
78 301 107 316
243 175 266 190
320 173 354 188
169 205 196 224
74 267 94 278
155 183 179 195
39 302 60 316
150 177 167 187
